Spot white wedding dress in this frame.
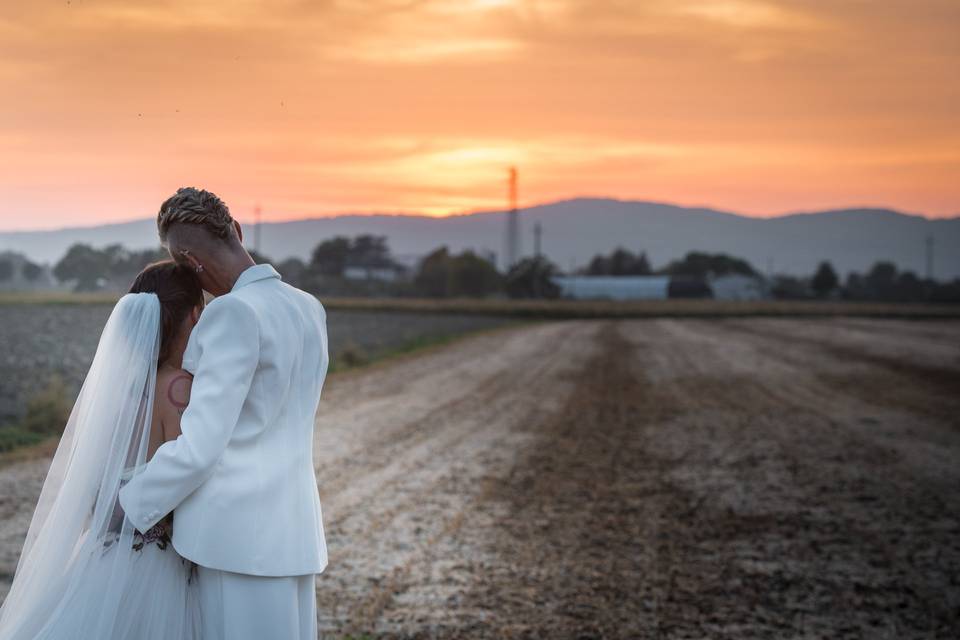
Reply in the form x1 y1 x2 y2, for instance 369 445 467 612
0 294 201 640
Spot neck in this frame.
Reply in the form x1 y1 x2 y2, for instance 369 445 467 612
161 354 183 370
162 332 190 370
209 250 257 296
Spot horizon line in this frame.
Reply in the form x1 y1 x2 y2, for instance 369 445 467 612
0 195 954 234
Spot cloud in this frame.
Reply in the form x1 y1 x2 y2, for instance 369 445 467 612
0 0 957 228
665 0 826 30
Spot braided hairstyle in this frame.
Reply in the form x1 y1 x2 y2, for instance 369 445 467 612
157 186 234 241
128 261 204 364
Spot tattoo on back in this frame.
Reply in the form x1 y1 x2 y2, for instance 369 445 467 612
166 374 192 414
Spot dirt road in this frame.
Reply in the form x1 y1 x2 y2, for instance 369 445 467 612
1 319 959 638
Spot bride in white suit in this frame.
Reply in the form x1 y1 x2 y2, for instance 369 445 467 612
0 261 205 639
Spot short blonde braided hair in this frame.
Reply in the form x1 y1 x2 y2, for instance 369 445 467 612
157 187 234 241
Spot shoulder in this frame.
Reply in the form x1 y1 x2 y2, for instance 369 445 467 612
305 290 326 320
281 281 326 321
197 293 260 335
205 291 258 317
156 367 193 414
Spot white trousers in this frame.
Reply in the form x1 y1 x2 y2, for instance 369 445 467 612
196 566 317 640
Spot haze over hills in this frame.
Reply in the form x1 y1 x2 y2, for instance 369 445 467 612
1 198 957 279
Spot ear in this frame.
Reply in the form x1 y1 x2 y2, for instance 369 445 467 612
234 220 243 243
178 250 203 273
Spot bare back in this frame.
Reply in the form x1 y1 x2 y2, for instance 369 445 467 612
147 366 193 461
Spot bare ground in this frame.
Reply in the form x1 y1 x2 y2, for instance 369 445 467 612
1 318 959 638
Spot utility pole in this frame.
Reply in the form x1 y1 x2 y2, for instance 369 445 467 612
505 167 519 269
533 221 543 259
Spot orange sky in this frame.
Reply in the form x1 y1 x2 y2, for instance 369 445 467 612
1 0 958 230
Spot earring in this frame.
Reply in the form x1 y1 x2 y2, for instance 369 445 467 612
196 264 205 274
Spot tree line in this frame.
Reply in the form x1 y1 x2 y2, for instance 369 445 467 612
779 260 960 303
43 239 960 303
275 236 561 299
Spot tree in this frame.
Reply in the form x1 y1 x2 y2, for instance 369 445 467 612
843 262 931 302
585 248 652 275
349 235 392 268
634 251 652 275
586 254 610 276
276 257 306 288
843 272 865 299
662 252 756 278
0 258 12 281
893 270 924 302
54 243 168 291
929 279 960 303
449 251 502 297
770 275 811 300
308 235 397 279
109 246 168 282
609 248 651 275
412 248 502 297
309 237 351 277
811 261 839 297
865 261 898 299
415 247 452 297
505 256 560 299
21 261 43 281
54 244 111 291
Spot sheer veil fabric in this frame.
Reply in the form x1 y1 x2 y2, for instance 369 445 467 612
0 293 198 639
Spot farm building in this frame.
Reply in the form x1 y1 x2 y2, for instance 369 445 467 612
709 274 768 300
343 265 407 282
551 275 670 300
552 273 768 300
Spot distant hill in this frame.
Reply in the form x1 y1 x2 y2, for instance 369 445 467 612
1 198 957 278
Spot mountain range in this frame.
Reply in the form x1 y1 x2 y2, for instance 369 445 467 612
1 198 957 278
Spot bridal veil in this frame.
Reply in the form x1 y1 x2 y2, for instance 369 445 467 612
0 293 165 638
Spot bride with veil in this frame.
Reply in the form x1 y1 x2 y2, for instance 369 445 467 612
0 261 205 639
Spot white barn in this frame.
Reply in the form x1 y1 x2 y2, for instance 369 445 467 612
709 274 768 300
551 275 670 300
343 265 405 282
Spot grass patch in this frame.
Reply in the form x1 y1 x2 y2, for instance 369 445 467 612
0 427 47 453
328 320 530 374
0 377 71 460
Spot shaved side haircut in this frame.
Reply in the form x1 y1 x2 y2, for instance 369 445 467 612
158 187 235 243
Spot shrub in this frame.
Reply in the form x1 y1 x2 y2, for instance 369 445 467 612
0 427 45 453
21 377 72 437
336 343 368 369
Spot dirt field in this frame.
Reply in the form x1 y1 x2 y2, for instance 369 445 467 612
1 318 959 638
0 303 512 423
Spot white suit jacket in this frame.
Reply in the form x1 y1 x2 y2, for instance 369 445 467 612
119 264 329 577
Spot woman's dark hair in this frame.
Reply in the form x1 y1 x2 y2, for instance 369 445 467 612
128 261 203 363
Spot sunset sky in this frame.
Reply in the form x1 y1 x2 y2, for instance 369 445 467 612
0 0 957 230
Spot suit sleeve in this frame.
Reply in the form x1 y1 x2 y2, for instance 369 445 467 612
119 295 260 532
